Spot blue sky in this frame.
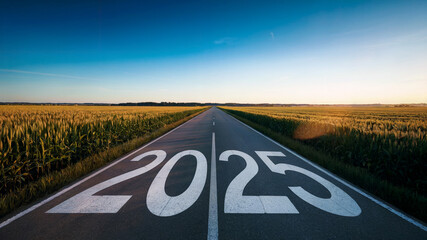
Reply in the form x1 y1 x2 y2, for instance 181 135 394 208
1 0 426 103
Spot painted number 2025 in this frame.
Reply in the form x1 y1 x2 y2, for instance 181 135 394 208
47 150 361 217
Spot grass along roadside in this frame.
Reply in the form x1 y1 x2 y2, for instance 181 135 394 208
0 107 209 219
220 108 427 223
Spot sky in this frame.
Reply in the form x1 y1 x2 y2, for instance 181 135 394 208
1 0 426 104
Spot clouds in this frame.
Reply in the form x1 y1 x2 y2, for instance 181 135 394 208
213 37 235 45
0 69 97 81
214 32 275 46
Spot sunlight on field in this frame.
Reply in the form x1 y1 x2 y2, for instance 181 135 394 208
292 122 334 140
223 106 427 139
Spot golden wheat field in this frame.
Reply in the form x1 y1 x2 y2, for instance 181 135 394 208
223 106 427 138
0 105 204 194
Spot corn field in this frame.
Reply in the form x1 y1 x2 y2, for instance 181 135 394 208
222 106 427 196
0 105 204 194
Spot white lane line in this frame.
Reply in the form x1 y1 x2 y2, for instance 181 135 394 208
223 111 427 231
213 121 215 126
0 111 206 229
207 132 218 240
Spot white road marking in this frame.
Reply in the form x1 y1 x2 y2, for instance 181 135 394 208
213 121 215 126
219 150 298 214
146 150 207 217
256 151 361 217
0 111 205 229
207 132 218 240
225 111 427 231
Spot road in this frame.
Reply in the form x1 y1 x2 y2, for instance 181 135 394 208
0 107 426 239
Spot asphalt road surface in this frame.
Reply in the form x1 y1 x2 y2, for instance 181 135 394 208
0 107 426 239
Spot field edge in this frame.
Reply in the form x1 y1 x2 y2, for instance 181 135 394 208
0 107 209 220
